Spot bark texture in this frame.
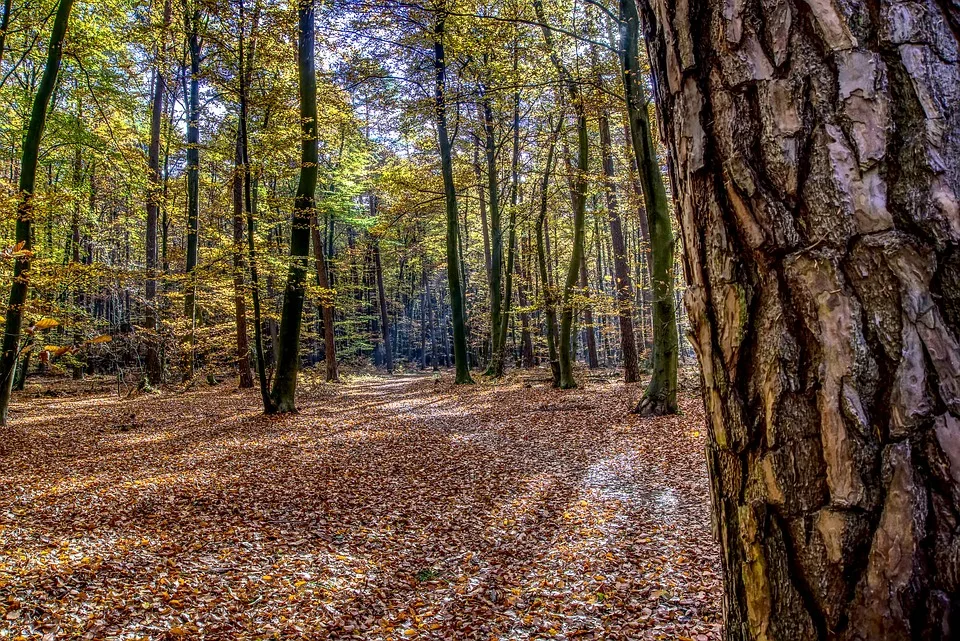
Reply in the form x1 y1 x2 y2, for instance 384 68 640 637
643 0 960 637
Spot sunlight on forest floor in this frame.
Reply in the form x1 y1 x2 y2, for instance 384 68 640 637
1 371 721 640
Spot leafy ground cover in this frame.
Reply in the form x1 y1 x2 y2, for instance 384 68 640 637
1 371 721 640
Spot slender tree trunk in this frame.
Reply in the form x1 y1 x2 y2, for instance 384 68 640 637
311 213 338 382
183 1 201 329
536 116 563 387
600 112 639 382
480 94 503 376
473 135 492 279
579 250 599 369
620 0 678 414
644 0 960 638
535 0 586 390
143 0 169 386
232 135 254 389
270 0 316 411
371 227 392 373
434 13 472 384
0 0 12 70
0 0 74 425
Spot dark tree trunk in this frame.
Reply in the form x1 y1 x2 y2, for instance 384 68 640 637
600 112 640 383
232 135 253 389
183 1 201 327
270 0 316 411
434 12 472 384
620 0 678 414
644 0 960 638
0 0 74 425
371 224 392 373
536 115 564 387
311 213 338 382
579 251 599 369
480 94 504 377
144 0 169 386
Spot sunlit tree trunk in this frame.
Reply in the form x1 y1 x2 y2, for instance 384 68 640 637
371 221 393 373
644 0 960 637
270 0 316 411
620 0 678 414
434 12 472 384
0 0 74 425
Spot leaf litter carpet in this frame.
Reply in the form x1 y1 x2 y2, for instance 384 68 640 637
1 374 721 640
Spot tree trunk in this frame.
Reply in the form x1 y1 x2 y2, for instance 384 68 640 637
232 134 253 389
144 0 168 386
644 0 960 637
183 2 201 327
0 0 74 425
434 13 472 385
535 0 587 390
371 223 392 373
311 213 338 382
480 94 503 377
270 0 316 411
536 116 564 387
620 0 678 414
600 112 640 383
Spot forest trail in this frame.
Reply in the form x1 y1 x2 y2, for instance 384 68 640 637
1 373 721 640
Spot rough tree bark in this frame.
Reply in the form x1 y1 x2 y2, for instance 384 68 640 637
0 0 75 425
643 0 960 637
536 115 564 387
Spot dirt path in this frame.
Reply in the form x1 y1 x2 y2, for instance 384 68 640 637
0 373 721 640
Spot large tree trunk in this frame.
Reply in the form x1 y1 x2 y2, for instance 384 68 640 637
644 0 960 638
620 0 678 414
434 13 472 385
0 0 74 425
270 0 316 411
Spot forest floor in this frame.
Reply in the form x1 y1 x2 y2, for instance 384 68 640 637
0 368 722 640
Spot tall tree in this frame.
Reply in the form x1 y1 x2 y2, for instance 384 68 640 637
270 0 317 412
599 111 639 382
644 0 960 637
433 8 473 385
534 0 588 390
231 134 254 388
619 0 678 414
145 0 171 386
182 0 203 328
0 0 76 425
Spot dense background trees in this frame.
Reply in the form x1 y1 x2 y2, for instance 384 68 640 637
0 0 691 413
